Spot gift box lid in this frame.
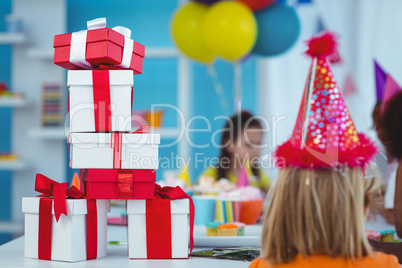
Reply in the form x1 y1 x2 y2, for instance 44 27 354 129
69 132 160 145
127 199 189 215
67 70 133 87
22 197 110 215
54 28 122 47
53 28 145 58
83 169 156 183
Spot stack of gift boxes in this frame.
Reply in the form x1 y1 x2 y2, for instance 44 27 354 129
22 18 194 262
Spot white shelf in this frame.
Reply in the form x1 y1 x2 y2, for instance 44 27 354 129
0 160 29 171
28 127 67 140
25 47 179 60
0 98 32 108
0 221 24 234
145 48 179 58
152 127 181 138
26 48 53 60
0 33 26 44
27 127 180 140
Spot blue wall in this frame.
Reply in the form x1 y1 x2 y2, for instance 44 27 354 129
0 0 259 228
0 0 311 245
0 0 14 244
0 0 260 245
67 0 258 182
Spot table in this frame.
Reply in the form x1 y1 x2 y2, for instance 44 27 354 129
0 225 252 268
0 213 396 267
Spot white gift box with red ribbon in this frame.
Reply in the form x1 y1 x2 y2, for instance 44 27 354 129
22 197 110 262
68 70 133 133
69 132 160 169
126 198 190 259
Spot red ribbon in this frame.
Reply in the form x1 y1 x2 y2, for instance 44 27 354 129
86 199 98 260
145 184 195 259
35 173 98 260
92 65 133 132
35 174 83 221
111 132 123 169
92 70 112 132
117 170 133 199
38 198 52 260
110 125 149 169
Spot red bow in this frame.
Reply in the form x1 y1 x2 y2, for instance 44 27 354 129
154 184 189 200
35 173 84 222
146 184 195 258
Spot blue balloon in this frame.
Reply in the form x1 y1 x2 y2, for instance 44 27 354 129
253 3 300 56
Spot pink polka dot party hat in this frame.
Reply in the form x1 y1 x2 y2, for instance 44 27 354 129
275 32 376 169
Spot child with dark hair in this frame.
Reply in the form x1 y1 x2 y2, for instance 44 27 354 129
199 111 270 192
376 92 402 227
377 92 402 160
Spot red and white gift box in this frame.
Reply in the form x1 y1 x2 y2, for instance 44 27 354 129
126 185 194 259
68 70 133 133
54 18 145 74
69 131 160 170
81 169 156 200
22 174 110 262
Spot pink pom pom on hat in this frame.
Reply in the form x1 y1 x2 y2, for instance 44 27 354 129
275 32 377 169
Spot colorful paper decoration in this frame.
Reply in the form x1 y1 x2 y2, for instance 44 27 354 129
178 164 192 187
374 60 387 101
237 164 250 187
381 74 402 114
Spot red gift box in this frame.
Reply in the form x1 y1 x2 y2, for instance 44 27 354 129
53 18 145 74
81 169 156 200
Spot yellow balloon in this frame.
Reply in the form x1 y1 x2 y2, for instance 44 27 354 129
171 3 215 63
203 1 257 61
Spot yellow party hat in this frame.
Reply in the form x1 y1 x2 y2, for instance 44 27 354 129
178 164 191 187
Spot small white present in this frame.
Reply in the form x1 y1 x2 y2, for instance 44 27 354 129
22 196 110 262
69 131 159 169
68 70 134 132
126 185 194 259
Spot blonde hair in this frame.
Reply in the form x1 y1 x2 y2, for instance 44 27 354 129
262 166 380 265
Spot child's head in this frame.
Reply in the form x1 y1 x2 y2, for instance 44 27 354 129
217 111 263 178
262 166 380 265
377 92 402 160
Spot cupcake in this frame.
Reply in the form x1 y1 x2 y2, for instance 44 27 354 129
232 222 245 236
366 229 381 241
206 222 221 236
217 224 238 236
380 230 395 242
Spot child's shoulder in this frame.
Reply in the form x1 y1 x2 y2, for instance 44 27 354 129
368 252 399 267
248 254 400 268
249 257 270 268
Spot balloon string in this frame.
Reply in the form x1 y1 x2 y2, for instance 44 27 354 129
207 64 231 115
233 62 242 113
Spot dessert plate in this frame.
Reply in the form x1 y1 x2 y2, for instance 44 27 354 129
193 225 262 247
